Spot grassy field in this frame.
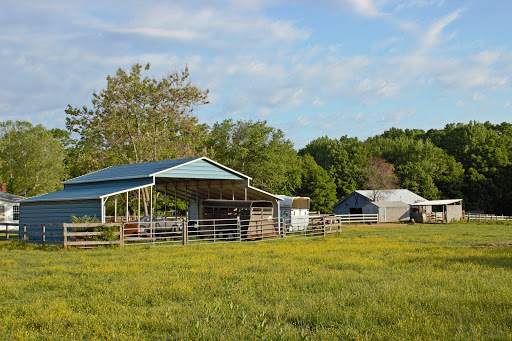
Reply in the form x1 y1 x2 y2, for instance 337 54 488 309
0 222 511 340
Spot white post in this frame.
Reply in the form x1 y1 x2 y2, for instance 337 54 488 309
150 185 153 242
114 195 118 222
138 188 141 232
126 191 129 222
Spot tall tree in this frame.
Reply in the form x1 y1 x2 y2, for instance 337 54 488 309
363 157 400 201
300 136 369 199
0 121 66 197
295 154 337 212
65 63 209 214
206 119 301 195
65 63 209 176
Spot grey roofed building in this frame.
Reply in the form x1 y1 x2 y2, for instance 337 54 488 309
331 189 428 222
20 157 282 236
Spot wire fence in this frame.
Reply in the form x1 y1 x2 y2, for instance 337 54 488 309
6 213 380 248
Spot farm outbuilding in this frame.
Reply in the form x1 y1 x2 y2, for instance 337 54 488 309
364 201 411 222
0 183 24 230
20 157 282 238
411 199 463 223
332 189 428 222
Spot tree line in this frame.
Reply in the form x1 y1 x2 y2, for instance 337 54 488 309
1 63 511 214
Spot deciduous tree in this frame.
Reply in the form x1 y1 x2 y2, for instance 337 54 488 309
0 121 66 197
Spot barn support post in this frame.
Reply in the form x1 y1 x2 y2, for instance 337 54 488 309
114 195 118 223
164 183 167 219
174 183 177 221
101 197 106 224
126 191 129 222
232 180 234 200
196 181 199 220
138 188 141 229
220 181 223 200
150 184 154 243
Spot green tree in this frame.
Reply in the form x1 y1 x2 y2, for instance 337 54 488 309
0 121 66 197
206 119 301 195
295 154 337 213
65 63 209 176
300 136 369 199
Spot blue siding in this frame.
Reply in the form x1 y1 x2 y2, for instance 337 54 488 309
332 192 370 215
156 159 243 180
19 200 101 242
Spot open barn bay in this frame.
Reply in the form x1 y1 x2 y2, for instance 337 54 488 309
0 223 511 340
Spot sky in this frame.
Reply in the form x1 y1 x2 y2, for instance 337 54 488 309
1 0 511 149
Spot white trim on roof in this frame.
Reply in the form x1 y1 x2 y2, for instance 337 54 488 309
151 157 252 180
248 185 283 201
412 199 463 206
99 182 155 199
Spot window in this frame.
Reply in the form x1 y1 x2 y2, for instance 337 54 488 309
350 208 363 214
0 206 4 222
13 204 19 221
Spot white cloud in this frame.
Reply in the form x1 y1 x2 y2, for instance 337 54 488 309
417 9 463 54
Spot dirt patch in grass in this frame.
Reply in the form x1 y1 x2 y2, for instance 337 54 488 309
463 243 512 248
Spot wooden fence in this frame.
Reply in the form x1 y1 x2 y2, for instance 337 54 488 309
465 213 512 222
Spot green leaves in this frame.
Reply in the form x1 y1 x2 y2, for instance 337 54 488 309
65 63 209 175
0 121 66 197
207 119 301 195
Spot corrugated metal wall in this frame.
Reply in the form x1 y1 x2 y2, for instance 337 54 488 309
19 199 101 240
157 159 243 180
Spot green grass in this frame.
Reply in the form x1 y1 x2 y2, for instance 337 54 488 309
0 223 511 340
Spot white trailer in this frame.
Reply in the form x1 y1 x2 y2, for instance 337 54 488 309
277 196 310 231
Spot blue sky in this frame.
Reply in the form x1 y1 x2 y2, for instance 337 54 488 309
1 0 511 148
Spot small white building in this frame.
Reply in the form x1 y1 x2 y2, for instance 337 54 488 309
277 196 310 231
0 184 24 230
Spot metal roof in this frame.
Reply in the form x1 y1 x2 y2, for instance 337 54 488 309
0 191 25 202
332 189 427 208
411 199 463 206
23 178 154 202
368 201 408 208
64 158 199 184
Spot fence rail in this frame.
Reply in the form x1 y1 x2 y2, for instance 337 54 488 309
3 213 386 248
0 222 20 240
465 213 512 222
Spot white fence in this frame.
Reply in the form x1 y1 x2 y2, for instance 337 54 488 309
465 213 512 222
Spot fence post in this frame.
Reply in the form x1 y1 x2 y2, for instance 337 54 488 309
120 224 124 247
213 220 216 243
282 218 286 238
63 224 67 250
237 216 241 242
6 224 9 240
322 217 326 238
23 225 26 241
182 212 188 246
42 225 46 244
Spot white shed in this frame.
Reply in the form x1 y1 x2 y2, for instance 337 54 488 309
0 184 24 230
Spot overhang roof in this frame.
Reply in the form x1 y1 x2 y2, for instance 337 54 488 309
411 199 463 206
23 178 154 202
